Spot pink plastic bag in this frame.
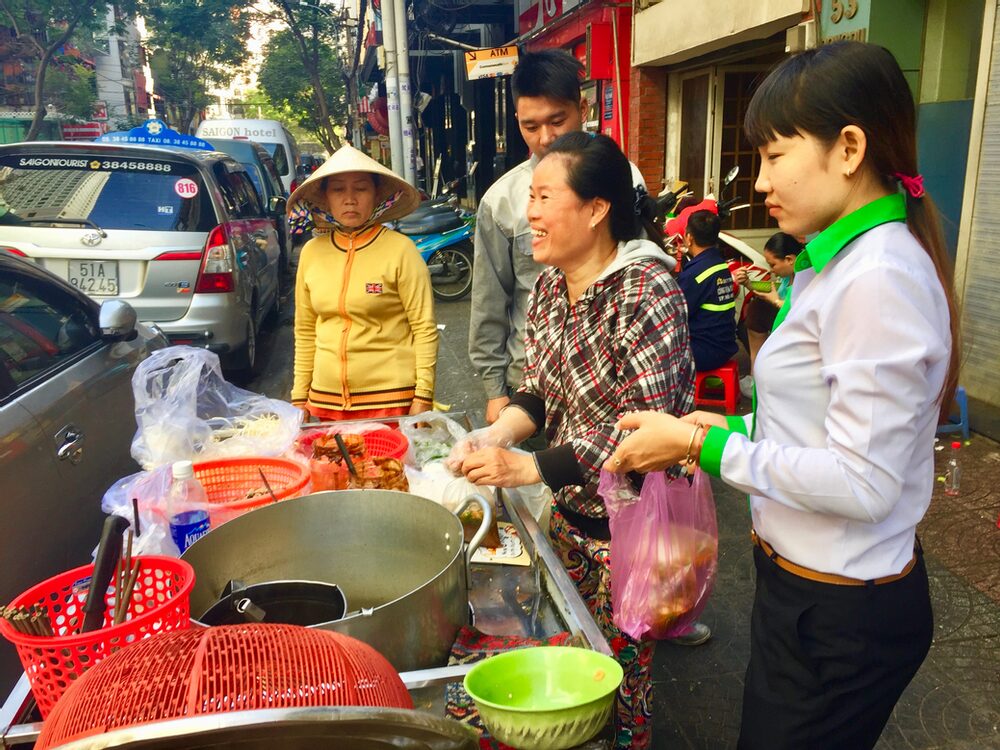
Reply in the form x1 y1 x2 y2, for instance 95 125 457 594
598 469 718 640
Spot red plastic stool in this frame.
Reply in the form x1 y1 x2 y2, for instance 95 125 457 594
694 360 740 415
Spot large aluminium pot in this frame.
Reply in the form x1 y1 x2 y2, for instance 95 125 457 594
181 490 492 673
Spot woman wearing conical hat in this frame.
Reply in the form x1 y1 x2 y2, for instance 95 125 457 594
287 145 437 421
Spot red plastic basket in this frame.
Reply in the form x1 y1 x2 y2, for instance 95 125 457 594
361 430 408 460
0 556 194 717
297 428 408 460
35 625 412 750
193 456 311 527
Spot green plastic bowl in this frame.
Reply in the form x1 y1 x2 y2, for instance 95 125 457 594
463 646 624 750
749 278 774 293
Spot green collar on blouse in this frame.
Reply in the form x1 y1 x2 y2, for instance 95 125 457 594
795 192 907 274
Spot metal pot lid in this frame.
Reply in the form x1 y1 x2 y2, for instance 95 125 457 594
49 707 478 750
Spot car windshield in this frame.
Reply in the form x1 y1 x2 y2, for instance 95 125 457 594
0 153 218 232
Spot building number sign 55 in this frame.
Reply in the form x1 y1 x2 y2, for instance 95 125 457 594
830 0 859 23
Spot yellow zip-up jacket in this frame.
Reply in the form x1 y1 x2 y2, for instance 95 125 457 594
292 225 438 412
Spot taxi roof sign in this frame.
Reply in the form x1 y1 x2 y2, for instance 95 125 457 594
96 119 214 151
465 46 519 81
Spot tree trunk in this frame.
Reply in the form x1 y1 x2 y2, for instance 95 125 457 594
277 0 341 150
24 6 90 141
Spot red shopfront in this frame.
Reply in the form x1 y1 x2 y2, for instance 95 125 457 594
521 0 633 150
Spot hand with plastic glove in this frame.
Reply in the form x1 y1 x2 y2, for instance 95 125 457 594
444 424 515 474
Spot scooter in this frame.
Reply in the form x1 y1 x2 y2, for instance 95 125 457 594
392 166 477 302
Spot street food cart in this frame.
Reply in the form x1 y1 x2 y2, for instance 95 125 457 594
0 415 613 748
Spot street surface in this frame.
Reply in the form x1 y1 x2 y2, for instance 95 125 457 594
248 257 1000 749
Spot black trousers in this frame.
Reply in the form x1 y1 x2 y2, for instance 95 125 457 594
738 544 933 750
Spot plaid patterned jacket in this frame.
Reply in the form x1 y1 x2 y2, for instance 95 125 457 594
513 244 696 517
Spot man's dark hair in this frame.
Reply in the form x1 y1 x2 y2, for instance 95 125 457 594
687 210 721 248
511 49 583 104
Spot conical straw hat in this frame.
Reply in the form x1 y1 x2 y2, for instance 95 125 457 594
287 144 421 228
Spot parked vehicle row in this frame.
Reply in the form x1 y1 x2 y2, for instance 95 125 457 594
0 137 281 377
0 252 167 686
0 118 312 690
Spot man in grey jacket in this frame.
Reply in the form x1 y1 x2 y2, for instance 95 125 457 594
469 49 647 425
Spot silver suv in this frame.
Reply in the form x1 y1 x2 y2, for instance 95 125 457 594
0 142 282 376
0 251 166 688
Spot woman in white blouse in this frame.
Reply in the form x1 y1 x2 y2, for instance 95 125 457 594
604 41 959 750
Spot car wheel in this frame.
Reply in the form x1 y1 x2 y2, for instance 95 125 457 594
226 308 260 381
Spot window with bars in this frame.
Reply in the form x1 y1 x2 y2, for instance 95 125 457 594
719 70 777 231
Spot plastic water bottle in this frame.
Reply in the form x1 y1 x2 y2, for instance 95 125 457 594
944 441 961 497
167 461 211 553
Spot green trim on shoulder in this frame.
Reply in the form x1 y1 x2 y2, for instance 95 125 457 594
699 426 730 478
795 193 906 274
725 415 748 436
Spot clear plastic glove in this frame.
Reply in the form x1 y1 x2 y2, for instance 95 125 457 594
444 424 515 474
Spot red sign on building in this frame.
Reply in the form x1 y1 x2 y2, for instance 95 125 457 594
519 0 580 36
62 123 104 141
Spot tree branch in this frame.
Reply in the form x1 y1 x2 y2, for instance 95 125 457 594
26 0 95 140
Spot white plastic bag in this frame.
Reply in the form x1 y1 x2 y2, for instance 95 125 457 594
398 413 469 467
100 467 180 556
130 346 302 470
405 460 493 513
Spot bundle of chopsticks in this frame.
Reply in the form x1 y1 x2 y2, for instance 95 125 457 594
113 529 141 627
0 605 54 636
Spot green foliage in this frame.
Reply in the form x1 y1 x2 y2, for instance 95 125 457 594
110 113 149 131
45 62 96 118
140 0 250 132
258 27 345 149
0 0 140 138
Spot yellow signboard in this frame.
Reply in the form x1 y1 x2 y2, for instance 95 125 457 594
465 46 519 81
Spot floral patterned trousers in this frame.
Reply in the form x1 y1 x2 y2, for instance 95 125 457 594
550 506 655 750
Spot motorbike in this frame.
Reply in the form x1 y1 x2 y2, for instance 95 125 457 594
391 166 477 302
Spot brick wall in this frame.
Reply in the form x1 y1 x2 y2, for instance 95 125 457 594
628 65 667 193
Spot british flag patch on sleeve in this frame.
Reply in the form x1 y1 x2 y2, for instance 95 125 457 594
365 282 383 295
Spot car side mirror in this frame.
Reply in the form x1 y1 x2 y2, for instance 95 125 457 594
99 299 138 342
269 195 287 215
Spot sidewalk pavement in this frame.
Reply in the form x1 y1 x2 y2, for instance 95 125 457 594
652 430 1000 749
434 300 1000 750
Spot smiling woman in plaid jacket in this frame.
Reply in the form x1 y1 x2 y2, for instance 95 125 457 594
451 132 697 750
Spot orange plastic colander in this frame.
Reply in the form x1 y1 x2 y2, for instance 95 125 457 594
36 624 413 750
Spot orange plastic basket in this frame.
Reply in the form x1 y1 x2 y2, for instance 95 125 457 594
0 556 194 717
362 430 408 460
35 624 413 749
193 456 311 527
297 428 409 460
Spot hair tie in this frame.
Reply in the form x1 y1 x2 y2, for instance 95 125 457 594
633 185 648 216
894 172 925 199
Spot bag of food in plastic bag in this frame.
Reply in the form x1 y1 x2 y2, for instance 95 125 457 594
398 413 469 468
598 469 718 641
130 346 302 470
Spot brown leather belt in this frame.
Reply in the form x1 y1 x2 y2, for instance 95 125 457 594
750 530 917 587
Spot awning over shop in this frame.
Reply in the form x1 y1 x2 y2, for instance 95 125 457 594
633 0 808 66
